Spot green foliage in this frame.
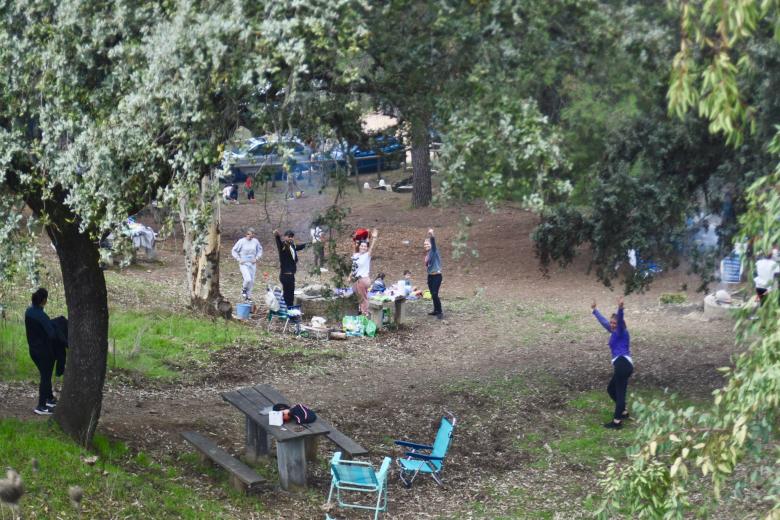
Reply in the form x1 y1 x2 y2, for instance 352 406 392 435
437 95 569 211
659 293 687 305
0 419 253 518
533 103 758 293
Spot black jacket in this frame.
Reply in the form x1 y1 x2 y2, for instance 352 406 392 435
51 316 69 376
275 235 306 275
24 305 55 357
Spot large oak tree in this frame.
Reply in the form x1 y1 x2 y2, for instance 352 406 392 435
0 0 261 443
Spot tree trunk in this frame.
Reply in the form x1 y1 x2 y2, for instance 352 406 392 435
180 175 230 317
49 221 108 445
410 116 432 208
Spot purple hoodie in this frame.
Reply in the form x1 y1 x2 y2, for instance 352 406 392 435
593 307 631 363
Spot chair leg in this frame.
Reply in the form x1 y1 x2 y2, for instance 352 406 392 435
375 483 388 519
374 489 382 520
326 480 335 506
422 460 445 486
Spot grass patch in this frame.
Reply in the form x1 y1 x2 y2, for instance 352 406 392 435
107 311 260 380
104 271 183 309
444 373 532 401
540 309 572 325
0 418 264 519
511 391 632 469
518 389 707 469
660 292 687 304
0 310 262 382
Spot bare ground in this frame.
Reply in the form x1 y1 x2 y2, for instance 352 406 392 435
0 179 757 519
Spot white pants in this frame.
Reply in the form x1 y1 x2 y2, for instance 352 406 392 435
239 262 256 298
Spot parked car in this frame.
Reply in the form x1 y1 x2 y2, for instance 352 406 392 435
350 135 404 174
222 138 313 182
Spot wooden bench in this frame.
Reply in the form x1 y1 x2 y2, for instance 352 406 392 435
318 418 368 457
181 431 266 493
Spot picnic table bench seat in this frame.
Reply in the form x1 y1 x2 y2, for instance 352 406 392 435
181 431 266 493
318 419 369 458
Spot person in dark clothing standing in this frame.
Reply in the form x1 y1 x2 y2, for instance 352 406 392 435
591 296 633 429
24 288 57 415
424 228 443 319
274 229 307 307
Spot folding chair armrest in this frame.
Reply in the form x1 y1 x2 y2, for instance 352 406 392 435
404 452 443 461
394 440 433 451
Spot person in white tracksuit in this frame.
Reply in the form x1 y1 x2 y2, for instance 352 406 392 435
231 228 263 301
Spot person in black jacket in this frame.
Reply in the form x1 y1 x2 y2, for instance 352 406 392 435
273 229 307 307
24 288 57 415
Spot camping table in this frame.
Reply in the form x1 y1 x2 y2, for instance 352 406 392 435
221 384 330 490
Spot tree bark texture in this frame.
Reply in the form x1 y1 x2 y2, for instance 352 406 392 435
180 175 229 317
410 116 432 208
49 221 108 445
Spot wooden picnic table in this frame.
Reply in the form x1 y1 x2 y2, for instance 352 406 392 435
221 384 330 491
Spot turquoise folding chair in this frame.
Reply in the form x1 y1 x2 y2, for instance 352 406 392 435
326 452 391 520
394 413 456 488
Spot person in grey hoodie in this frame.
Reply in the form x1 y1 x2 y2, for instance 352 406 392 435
231 228 263 301
424 228 443 318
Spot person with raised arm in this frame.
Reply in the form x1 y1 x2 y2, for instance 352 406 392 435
424 228 444 319
591 296 633 429
274 229 307 307
351 228 378 316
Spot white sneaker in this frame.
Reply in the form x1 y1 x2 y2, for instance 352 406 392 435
33 406 53 416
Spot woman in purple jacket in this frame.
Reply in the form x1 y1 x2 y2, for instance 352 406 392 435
591 296 633 429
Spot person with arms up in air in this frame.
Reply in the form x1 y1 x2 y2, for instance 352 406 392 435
424 228 444 319
231 228 263 302
25 288 57 415
274 229 306 307
351 229 378 317
591 296 633 429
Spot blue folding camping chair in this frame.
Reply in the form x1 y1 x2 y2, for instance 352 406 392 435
326 451 392 520
394 413 457 488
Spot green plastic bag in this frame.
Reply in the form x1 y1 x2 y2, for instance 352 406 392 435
361 316 377 337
